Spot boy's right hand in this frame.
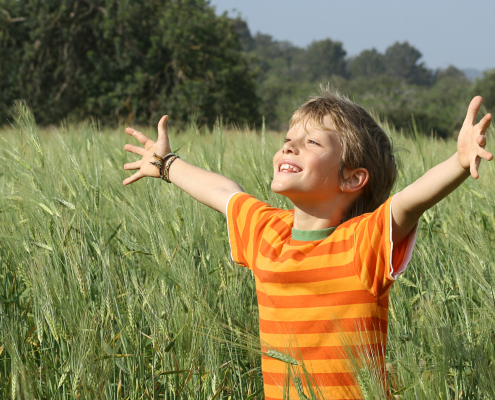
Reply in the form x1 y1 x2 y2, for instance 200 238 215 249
123 115 171 185
123 115 243 213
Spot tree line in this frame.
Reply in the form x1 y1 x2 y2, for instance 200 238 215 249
1 0 494 136
237 19 495 137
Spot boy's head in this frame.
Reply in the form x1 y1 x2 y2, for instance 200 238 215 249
272 87 397 222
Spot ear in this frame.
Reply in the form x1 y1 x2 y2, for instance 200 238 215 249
341 168 369 193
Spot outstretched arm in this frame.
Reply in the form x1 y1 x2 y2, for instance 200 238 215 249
123 116 243 215
392 96 493 244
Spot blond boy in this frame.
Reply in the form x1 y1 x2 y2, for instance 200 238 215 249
123 89 492 399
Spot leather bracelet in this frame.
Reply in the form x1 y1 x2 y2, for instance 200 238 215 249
162 155 179 183
150 152 177 168
150 152 179 182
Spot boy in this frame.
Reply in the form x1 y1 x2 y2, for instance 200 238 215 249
122 89 492 399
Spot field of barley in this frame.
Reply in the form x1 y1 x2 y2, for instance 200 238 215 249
1 102 495 399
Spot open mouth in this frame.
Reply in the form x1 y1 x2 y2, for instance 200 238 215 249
279 163 302 173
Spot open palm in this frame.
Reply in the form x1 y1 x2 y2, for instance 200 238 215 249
458 96 493 179
123 115 171 185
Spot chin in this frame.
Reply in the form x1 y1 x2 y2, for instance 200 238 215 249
270 181 294 198
270 180 284 194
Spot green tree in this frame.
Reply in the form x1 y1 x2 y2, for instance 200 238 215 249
248 33 305 80
414 67 470 137
0 0 260 126
433 65 467 82
472 68 495 113
348 48 385 79
305 38 347 81
383 41 432 86
245 33 308 129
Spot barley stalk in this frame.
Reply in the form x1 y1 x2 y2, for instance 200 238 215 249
72 261 87 297
11 356 17 400
43 304 59 342
265 350 299 366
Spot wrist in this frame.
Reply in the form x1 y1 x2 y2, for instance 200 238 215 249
151 152 179 182
162 154 180 183
453 152 471 178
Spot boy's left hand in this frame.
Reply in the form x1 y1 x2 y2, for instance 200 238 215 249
458 96 493 179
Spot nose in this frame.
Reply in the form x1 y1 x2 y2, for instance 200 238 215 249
282 140 298 155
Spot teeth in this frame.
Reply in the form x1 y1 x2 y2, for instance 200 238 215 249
280 163 301 172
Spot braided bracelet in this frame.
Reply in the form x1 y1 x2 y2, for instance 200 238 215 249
163 155 179 183
150 152 176 168
150 152 179 182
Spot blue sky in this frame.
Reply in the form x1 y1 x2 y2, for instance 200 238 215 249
210 0 495 72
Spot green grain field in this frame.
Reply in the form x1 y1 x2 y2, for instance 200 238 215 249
1 103 495 399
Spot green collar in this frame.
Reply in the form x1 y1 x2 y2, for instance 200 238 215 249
291 226 337 241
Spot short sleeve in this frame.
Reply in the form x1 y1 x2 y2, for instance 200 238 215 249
226 192 282 269
354 195 417 296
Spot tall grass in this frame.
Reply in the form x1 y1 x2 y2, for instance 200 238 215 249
1 103 494 399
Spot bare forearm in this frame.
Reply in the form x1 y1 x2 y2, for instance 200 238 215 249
392 153 469 243
397 153 469 216
168 158 243 214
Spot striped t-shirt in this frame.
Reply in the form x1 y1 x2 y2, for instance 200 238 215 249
226 193 416 400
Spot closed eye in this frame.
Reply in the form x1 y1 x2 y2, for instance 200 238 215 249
284 138 291 143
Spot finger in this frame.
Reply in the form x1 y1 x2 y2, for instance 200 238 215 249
123 171 143 186
464 96 483 127
476 135 487 147
478 147 494 162
477 113 492 133
157 115 169 141
470 159 480 179
125 127 152 146
124 144 145 156
124 160 141 170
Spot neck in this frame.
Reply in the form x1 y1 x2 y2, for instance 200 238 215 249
291 195 347 230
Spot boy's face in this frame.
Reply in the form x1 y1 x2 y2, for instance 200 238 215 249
271 116 344 203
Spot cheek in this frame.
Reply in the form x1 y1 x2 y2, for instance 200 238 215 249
273 150 283 170
309 155 340 181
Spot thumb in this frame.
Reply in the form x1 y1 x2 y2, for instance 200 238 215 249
463 96 482 127
157 115 169 141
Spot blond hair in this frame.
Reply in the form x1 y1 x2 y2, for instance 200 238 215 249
290 87 397 222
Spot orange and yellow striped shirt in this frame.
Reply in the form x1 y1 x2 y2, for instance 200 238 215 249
226 193 416 400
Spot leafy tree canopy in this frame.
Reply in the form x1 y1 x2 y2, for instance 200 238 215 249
305 39 347 81
348 48 385 79
0 0 260 126
472 68 495 113
383 41 432 86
